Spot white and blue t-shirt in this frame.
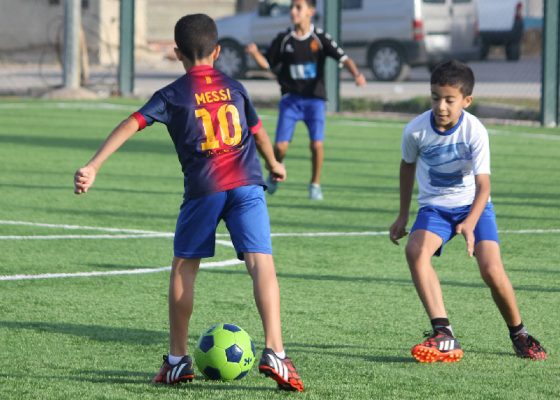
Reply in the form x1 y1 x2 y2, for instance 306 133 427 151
401 110 491 208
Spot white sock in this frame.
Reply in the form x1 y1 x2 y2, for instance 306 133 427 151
167 354 184 365
274 350 286 359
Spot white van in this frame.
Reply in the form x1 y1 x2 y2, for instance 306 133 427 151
215 0 480 81
478 0 525 61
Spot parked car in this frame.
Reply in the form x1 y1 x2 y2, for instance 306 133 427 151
478 0 525 61
214 0 480 81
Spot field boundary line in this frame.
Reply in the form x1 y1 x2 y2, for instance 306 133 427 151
0 233 172 240
2 102 559 141
2 220 560 240
0 220 163 234
0 259 244 282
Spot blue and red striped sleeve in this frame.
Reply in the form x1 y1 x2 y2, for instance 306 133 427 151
131 92 169 130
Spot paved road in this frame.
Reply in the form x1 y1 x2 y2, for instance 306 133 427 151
0 56 541 100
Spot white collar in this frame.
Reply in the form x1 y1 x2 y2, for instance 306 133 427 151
290 24 314 41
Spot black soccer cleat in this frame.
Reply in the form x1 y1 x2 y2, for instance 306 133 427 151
259 348 304 392
152 355 195 384
512 334 547 360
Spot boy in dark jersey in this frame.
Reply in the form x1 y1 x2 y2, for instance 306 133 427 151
246 0 366 200
74 14 304 391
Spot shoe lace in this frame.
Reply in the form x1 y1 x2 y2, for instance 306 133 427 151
526 335 545 351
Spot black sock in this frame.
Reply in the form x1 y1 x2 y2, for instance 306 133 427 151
431 318 453 336
508 322 527 339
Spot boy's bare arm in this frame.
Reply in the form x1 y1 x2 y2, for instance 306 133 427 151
245 43 271 70
342 58 366 86
456 174 491 256
389 160 416 244
74 116 140 194
253 125 286 182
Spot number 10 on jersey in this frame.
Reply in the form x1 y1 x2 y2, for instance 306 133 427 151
195 104 242 151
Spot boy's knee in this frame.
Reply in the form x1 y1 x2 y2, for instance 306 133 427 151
309 141 323 152
479 263 505 287
405 240 430 266
171 257 199 272
274 142 289 158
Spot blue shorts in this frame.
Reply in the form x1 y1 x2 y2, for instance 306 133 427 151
275 94 326 143
410 202 499 256
174 185 272 260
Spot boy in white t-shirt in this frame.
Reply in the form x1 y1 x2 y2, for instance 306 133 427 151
389 60 546 362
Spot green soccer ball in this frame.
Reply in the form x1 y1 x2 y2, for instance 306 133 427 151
194 323 256 381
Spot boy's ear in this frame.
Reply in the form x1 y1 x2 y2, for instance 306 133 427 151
463 95 473 108
212 44 221 61
174 47 184 61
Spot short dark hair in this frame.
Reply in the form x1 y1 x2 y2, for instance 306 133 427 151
430 59 475 96
293 0 316 7
174 14 218 63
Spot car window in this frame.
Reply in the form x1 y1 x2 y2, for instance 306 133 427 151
423 0 446 3
452 0 471 3
342 0 362 9
258 0 291 17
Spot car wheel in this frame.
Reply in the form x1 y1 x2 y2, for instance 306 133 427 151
505 41 521 61
369 43 410 82
215 40 247 78
480 42 490 60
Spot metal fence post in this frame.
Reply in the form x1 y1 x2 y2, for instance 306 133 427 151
118 0 135 96
541 0 559 127
63 0 81 89
324 0 341 113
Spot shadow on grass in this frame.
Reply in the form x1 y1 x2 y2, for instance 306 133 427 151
202 269 560 292
0 320 166 345
282 342 414 364
0 182 180 196
77 370 275 390
362 355 416 363
0 134 174 156
5 369 275 391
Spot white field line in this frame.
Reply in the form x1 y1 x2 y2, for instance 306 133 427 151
488 129 560 141
2 220 560 240
0 220 163 234
0 102 135 111
0 233 172 240
1 219 560 282
0 259 244 282
2 102 559 141
328 118 560 141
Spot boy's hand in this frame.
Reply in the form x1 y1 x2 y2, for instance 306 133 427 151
389 216 408 245
245 43 258 55
354 73 366 87
268 161 286 182
74 165 97 194
456 222 475 257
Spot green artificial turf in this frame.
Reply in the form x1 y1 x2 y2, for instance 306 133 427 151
0 100 558 399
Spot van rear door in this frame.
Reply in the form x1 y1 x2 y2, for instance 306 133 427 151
449 0 479 58
420 0 452 55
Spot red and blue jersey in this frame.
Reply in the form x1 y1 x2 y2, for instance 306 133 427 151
132 65 265 199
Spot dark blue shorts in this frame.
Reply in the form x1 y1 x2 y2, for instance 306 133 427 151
174 185 272 260
275 94 326 143
410 202 499 256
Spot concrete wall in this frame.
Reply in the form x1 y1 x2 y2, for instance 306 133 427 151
146 0 236 42
526 0 543 17
0 0 146 65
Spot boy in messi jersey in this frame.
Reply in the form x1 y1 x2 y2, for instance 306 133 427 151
389 60 546 363
246 0 366 200
73 14 304 391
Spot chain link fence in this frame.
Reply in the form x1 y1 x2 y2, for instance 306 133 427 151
0 0 544 121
